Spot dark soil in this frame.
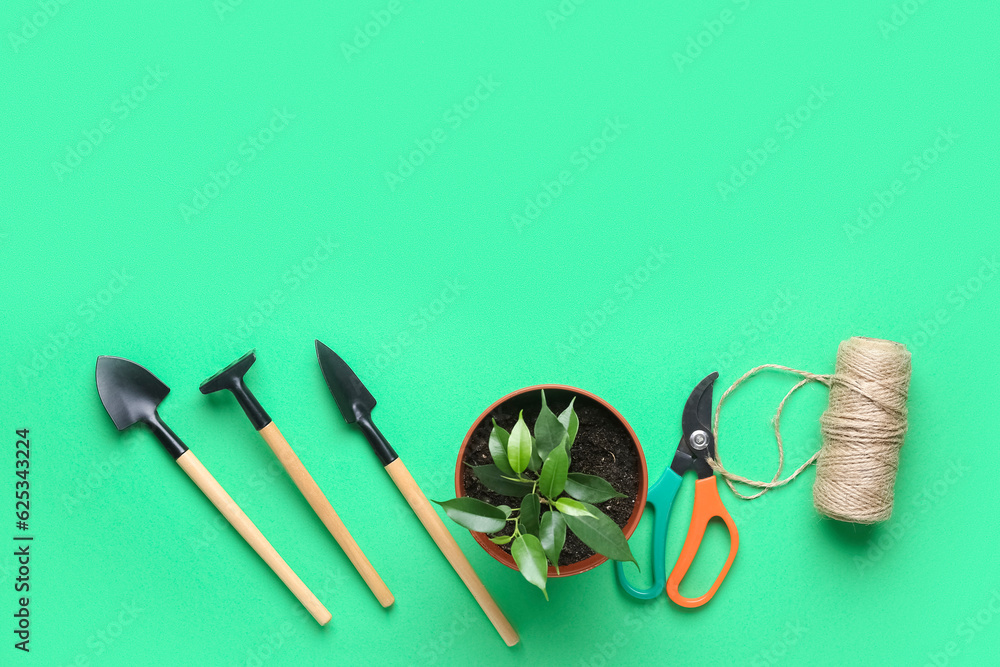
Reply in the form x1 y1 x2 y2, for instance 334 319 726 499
460 388 640 567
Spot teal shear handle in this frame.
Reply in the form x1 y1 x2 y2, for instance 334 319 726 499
618 373 739 607
615 468 682 599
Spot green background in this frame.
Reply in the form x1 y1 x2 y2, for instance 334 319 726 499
2 1 998 665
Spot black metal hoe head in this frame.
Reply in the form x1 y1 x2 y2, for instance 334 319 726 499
95 356 187 459
199 350 271 431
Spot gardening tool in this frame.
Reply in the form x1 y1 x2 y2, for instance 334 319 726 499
615 372 739 607
314 340 519 647
94 355 332 626
200 350 394 608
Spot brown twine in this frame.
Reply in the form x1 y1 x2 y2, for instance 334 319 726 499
707 337 912 524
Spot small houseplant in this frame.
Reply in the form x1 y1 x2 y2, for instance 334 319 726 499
441 387 647 598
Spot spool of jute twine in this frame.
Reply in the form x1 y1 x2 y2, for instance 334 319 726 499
708 336 912 524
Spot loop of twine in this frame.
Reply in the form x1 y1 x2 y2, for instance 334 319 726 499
707 337 912 523
708 364 831 500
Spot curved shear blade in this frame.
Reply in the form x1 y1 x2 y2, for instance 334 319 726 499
682 372 718 435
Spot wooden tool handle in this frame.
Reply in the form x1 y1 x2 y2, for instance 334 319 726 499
258 422 394 608
384 458 519 647
175 450 333 626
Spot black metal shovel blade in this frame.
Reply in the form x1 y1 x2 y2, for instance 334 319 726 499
314 340 376 424
95 356 171 430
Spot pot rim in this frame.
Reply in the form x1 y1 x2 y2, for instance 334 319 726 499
455 384 648 578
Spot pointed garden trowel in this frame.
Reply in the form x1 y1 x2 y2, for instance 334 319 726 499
200 350 394 608
314 340 519 646
94 355 332 626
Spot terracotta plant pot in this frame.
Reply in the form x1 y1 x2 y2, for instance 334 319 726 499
455 384 648 577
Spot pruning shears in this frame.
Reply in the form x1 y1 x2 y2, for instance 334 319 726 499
615 372 739 607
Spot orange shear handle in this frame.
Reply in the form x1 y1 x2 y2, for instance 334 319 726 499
665 476 739 608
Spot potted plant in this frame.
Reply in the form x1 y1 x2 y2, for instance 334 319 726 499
438 385 647 598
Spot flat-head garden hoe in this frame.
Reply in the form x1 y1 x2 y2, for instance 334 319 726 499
200 350 393 608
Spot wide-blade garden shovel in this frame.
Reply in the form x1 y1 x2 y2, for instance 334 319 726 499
314 340 519 646
95 355 332 626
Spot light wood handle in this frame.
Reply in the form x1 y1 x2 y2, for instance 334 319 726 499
258 422 394 608
175 450 332 626
384 458 519 647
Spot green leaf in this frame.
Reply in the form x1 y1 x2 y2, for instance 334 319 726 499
557 398 580 450
553 497 594 517
470 465 533 497
539 442 570 499
534 390 567 461
563 473 627 503
520 493 540 537
539 511 567 573
562 502 636 564
511 534 548 600
507 411 532 474
498 505 512 518
488 420 514 476
433 498 507 534
489 535 513 545
528 436 542 473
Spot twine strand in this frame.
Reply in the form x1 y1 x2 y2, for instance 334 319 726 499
709 365 831 500
707 337 912 523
